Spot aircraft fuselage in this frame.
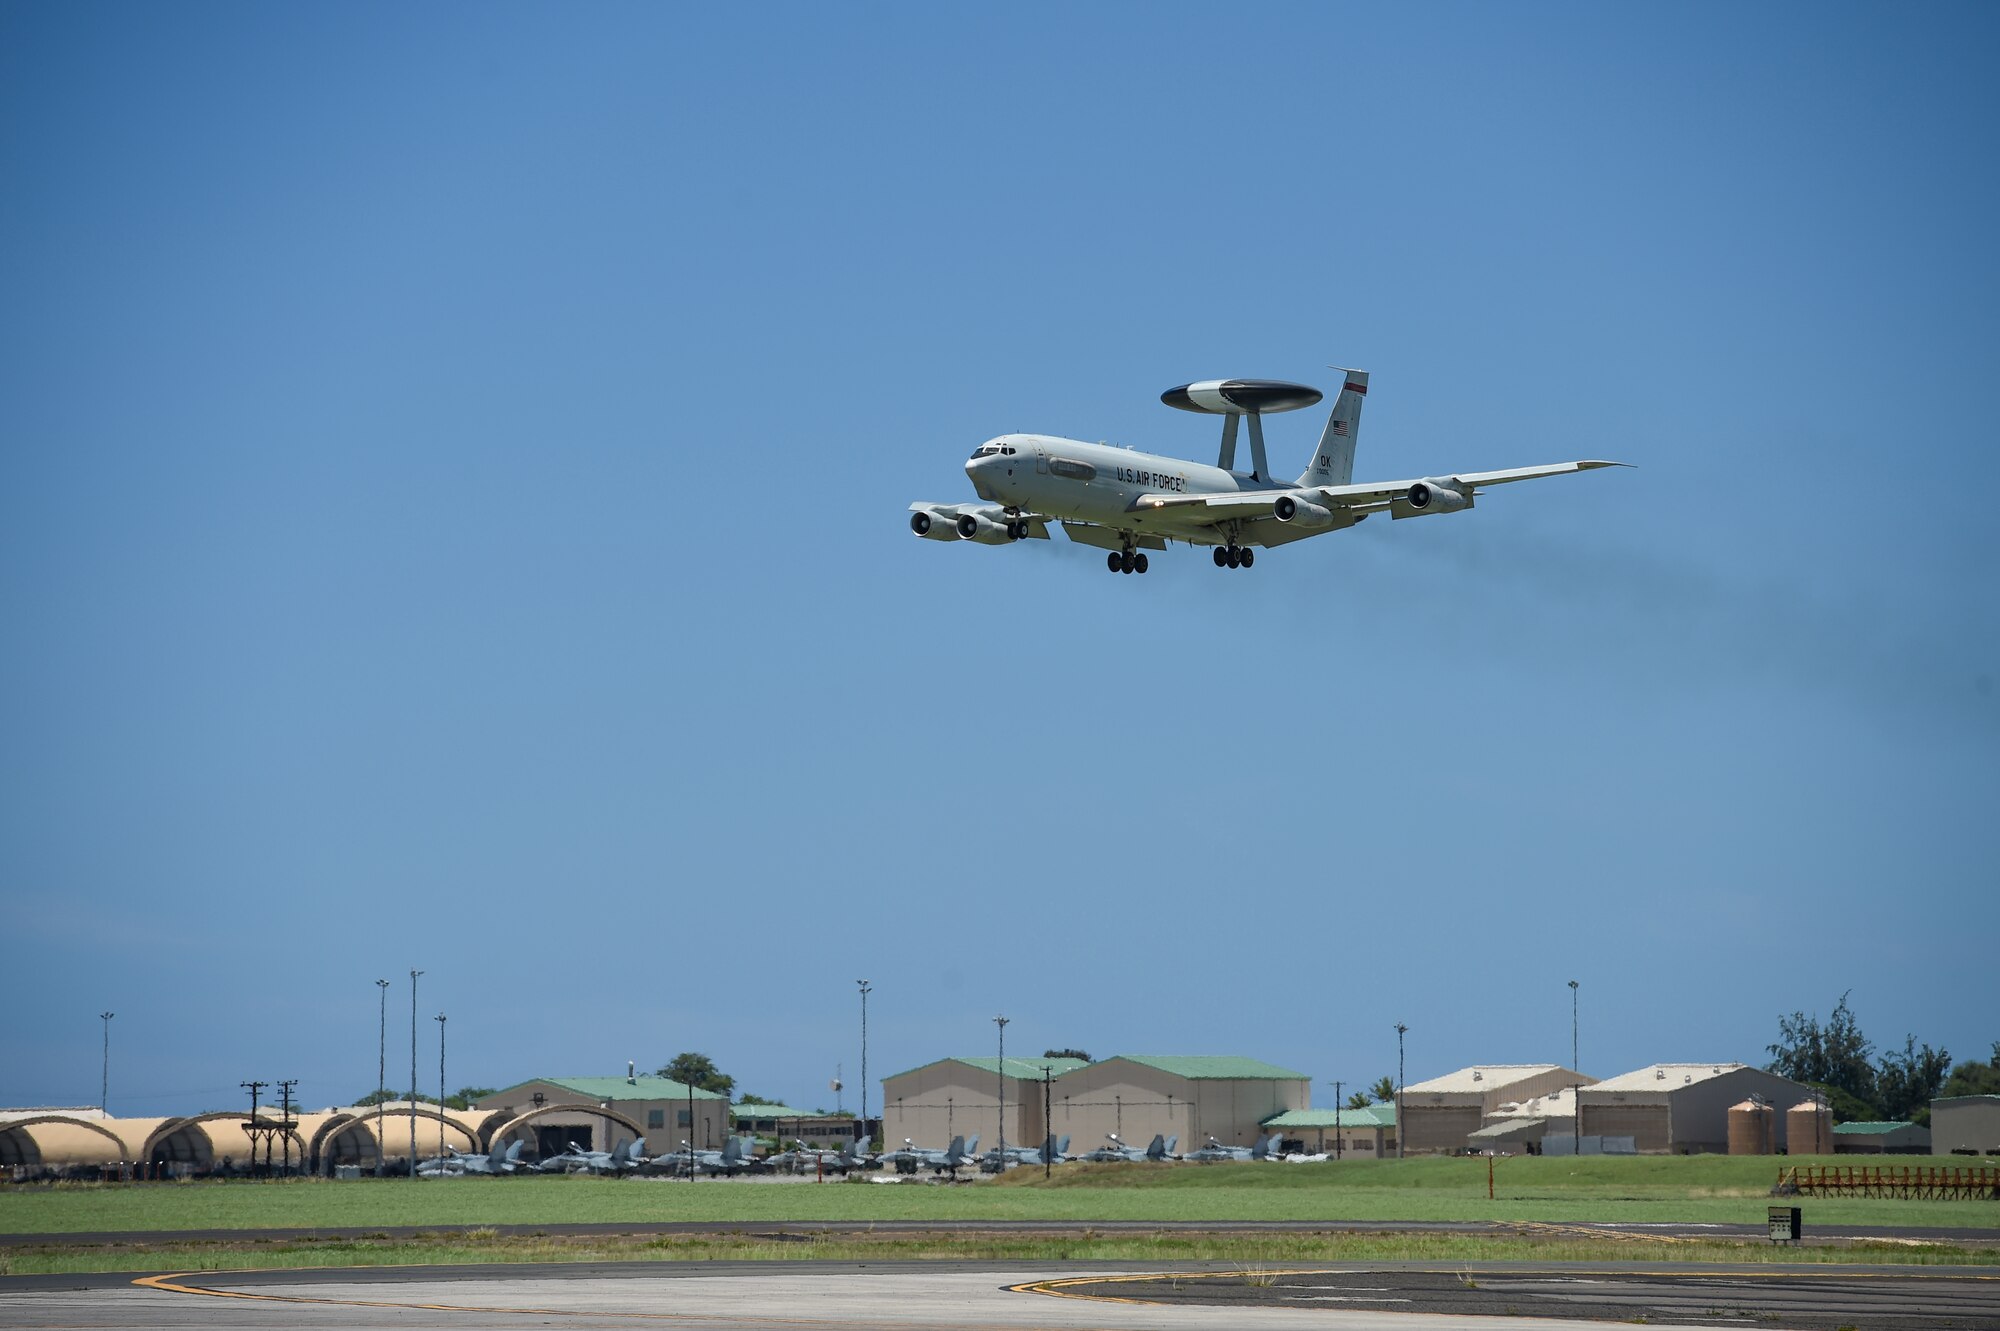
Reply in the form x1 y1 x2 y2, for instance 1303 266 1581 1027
965 434 1288 543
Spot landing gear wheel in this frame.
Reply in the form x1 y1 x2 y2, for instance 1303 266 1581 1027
1134 553 1149 574
1009 522 1024 540
1107 551 1123 574
1120 550 1136 574
1226 547 1242 569
1213 547 1229 568
1238 547 1254 568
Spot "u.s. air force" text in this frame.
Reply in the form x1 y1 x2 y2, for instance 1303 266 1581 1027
1114 465 1185 491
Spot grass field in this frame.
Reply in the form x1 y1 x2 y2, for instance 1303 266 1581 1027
3 1156 1994 1236
3 1228 1991 1278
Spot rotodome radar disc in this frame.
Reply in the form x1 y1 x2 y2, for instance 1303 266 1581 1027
1160 379 1323 415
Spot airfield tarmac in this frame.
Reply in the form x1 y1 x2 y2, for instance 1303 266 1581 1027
4 1260 1997 1331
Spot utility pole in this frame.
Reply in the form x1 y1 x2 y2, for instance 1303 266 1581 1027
1334 1080 1343 1161
435 1012 448 1167
241 1081 266 1177
1568 979 1580 1074
277 1080 298 1175
1394 1023 1408 1160
1043 1066 1053 1180
994 1015 1009 1169
99 1012 114 1116
408 969 423 1179
856 980 872 1149
375 979 389 1176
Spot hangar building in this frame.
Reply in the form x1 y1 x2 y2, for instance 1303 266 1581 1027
0 1102 489 1178
1578 1063 1817 1153
880 1056 1088 1151
1930 1095 2000 1156
1047 1056 1310 1152
475 1076 730 1156
880 1055 1308 1154
1399 1066 1590 1154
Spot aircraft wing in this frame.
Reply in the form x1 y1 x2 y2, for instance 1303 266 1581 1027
1311 460 1629 506
1130 460 1627 518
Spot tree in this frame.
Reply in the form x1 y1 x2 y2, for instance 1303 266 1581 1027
1369 1076 1397 1103
1043 1049 1092 1062
736 1093 783 1107
1766 991 1876 1107
354 1088 443 1106
1804 1081 1878 1125
657 1052 735 1097
1875 1038 1951 1124
1346 1090 1373 1109
1939 1042 2000 1100
446 1086 496 1110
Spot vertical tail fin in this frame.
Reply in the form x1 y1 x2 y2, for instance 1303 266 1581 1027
1295 369 1368 488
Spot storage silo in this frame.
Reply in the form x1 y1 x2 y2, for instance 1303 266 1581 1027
1727 1098 1773 1155
1785 1097 1832 1156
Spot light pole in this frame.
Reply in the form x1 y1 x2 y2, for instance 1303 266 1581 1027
375 979 389 1176
994 1015 1009 1168
408 969 423 1179
1568 980 1580 1074
1333 1080 1343 1161
856 980 872 1148
1394 1023 1408 1160
435 1013 448 1167
98 1012 114 1116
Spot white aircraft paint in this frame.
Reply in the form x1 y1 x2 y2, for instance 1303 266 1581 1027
909 370 1627 575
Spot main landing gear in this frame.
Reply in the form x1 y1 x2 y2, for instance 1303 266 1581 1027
1212 544 1255 570
1106 550 1150 575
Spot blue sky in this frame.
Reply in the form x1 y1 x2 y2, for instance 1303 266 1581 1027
3 2 1994 1119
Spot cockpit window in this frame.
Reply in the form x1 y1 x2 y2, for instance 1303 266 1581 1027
969 445 1002 458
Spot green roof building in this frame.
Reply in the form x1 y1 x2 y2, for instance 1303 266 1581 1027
880 1053 1311 1157
1832 1120 1931 1154
474 1075 730 1157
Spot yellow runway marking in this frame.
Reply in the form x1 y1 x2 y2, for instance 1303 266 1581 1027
132 1269 1108 1330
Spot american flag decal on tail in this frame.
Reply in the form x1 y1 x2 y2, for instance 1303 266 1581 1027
1331 420 1348 436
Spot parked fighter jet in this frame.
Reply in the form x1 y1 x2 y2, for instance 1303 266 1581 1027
651 1135 759 1177
909 369 1627 576
416 1140 529 1177
1080 1133 1178 1163
979 1134 1071 1172
535 1138 648 1175
886 1134 979 1176
769 1136 875 1176
1184 1134 1284 1163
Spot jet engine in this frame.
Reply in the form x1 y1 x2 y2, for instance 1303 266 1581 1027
909 509 958 541
1404 479 1471 514
1272 494 1336 528
955 512 1013 545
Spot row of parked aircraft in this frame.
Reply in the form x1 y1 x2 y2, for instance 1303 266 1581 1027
418 1131 1286 1178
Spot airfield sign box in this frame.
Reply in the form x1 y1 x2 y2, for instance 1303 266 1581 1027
1768 1205 1802 1243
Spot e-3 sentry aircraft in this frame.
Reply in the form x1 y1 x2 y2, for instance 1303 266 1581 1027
908 371 1627 575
